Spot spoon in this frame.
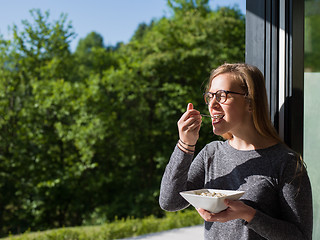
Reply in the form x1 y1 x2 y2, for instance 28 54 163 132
200 114 213 118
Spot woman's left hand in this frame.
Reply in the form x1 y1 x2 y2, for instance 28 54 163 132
196 199 256 223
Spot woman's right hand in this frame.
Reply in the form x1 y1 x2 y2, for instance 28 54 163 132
177 103 202 147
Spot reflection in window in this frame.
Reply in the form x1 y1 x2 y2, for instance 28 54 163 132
305 0 320 72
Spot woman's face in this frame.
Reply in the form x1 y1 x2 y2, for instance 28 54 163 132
208 73 251 136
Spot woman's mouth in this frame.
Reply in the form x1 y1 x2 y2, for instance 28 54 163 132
212 114 224 124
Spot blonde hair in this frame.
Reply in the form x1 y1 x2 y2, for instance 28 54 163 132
207 63 282 143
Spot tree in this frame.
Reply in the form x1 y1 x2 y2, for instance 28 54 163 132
131 21 155 41
0 10 119 235
167 0 210 15
74 31 118 77
0 9 82 234
92 3 245 220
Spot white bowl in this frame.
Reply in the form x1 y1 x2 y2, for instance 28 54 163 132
180 189 245 213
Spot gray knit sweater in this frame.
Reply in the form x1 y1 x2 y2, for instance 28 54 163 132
159 141 313 240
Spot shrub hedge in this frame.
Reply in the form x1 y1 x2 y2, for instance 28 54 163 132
3 209 203 240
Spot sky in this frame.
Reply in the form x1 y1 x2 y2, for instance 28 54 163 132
0 0 245 52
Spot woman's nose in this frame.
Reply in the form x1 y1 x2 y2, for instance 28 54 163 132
208 96 219 109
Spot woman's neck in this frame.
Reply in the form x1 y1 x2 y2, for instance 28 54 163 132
229 131 278 151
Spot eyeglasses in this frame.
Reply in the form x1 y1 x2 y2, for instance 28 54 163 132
203 90 245 104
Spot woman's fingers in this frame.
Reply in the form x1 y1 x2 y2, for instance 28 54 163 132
187 102 193 111
178 115 201 133
180 115 201 128
196 208 216 222
196 208 228 222
185 120 201 131
196 201 256 223
180 109 201 122
177 103 202 146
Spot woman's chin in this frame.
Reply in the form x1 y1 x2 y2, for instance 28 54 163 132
212 128 225 136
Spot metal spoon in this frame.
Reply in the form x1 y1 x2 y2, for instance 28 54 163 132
200 114 213 118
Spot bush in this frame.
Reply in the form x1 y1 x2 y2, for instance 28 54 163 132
2 209 203 240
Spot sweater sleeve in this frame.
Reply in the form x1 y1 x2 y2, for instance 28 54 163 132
159 145 205 211
246 158 313 240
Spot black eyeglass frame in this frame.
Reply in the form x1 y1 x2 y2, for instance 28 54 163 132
203 90 246 104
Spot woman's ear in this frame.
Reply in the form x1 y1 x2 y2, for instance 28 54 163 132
246 98 253 112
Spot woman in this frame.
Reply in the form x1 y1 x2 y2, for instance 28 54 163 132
159 63 313 239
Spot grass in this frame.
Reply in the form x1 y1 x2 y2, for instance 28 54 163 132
2 209 203 240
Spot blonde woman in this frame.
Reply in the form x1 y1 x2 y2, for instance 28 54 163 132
159 63 313 239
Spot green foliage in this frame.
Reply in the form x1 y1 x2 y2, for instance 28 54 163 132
0 9 80 234
305 14 320 71
0 2 245 237
74 32 118 76
131 22 155 41
2 209 203 240
167 0 211 16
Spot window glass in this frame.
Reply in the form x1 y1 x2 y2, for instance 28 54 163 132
304 0 320 238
